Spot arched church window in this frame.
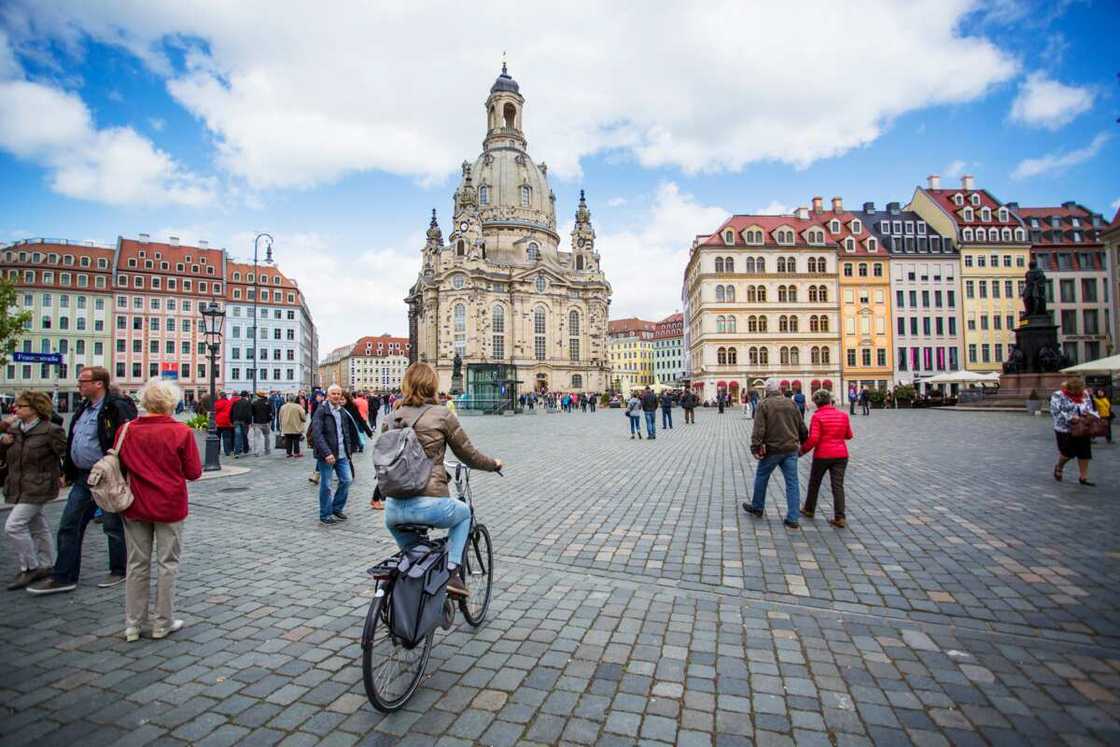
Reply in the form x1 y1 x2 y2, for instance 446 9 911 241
527 243 540 262
479 186 489 205
569 310 580 360
492 304 505 359
453 303 466 358
503 102 517 128
576 255 584 270
457 240 465 256
520 185 532 208
533 307 547 361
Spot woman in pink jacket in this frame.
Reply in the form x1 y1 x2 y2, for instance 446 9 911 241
799 389 853 528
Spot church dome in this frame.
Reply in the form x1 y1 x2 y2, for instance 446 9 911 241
490 62 519 94
467 148 555 231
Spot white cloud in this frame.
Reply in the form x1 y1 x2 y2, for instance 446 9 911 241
606 197 628 208
943 159 968 178
598 182 728 322
2 1 1018 189
0 39 217 207
1011 132 1111 180
1009 73 1094 130
148 117 165 131
756 200 791 216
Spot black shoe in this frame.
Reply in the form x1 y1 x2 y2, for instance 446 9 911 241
333 511 348 521
1079 479 1096 487
784 519 800 529
742 503 763 517
320 516 338 525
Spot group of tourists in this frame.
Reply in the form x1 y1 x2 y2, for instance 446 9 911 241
520 391 599 413
2 367 200 644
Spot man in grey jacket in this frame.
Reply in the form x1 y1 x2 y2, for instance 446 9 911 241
744 379 806 529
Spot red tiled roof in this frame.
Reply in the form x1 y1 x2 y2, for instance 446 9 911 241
803 209 883 258
924 188 1019 227
699 214 831 248
117 238 224 276
351 334 410 357
608 318 656 335
1018 205 1104 248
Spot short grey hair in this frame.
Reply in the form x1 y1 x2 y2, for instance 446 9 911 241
327 384 343 394
139 377 181 414
764 379 781 394
812 389 833 407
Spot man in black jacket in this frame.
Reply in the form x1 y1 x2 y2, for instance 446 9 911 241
250 391 273 456
366 393 380 429
28 366 135 595
230 390 253 457
659 390 674 430
310 385 355 525
640 386 659 440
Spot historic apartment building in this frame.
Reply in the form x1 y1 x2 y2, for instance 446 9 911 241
684 214 843 402
652 312 686 387
608 317 656 393
805 197 894 393
860 199 963 392
315 334 410 392
1 240 114 411
1107 209 1120 346
406 66 612 399
1 234 317 404
908 176 1030 373
1016 203 1113 365
223 259 317 394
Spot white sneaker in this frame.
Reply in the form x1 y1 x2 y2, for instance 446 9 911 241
124 627 141 642
151 619 184 639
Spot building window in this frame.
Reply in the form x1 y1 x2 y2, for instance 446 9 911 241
520 185 531 207
568 310 580 361
453 303 467 358
533 307 547 361
492 304 505 359
527 243 540 262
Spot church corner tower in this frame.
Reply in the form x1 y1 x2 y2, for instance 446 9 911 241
405 65 612 406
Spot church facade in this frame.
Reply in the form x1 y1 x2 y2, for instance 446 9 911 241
406 66 612 401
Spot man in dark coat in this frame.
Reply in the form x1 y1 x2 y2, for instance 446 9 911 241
310 385 355 525
640 386 659 439
230 390 253 457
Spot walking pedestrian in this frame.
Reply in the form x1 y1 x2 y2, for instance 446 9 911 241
799 390 852 528
682 390 697 424
641 386 658 439
749 390 758 418
2 392 66 590
27 366 135 595
793 389 806 419
717 391 726 414
117 378 202 641
627 392 642 439
1092 388 1112 444
279 395 308 458
848 387 857 415
659 389 674 429
214 391 234 454
859 387 871 416
250 391 273 456
743 379 806 529
230 390 252 457
589 393 597 413
269 390 284 431
311 385 356 525
342 390 374 453
367 392 380 429
1051 376 1100 486
382 362 502 599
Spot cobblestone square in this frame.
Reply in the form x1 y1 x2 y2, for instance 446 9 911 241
2 408 1119 746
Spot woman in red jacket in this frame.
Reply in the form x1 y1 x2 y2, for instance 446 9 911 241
799 389 853 528
118 378 202 641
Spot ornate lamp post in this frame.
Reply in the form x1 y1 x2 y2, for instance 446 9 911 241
200 301 227 472
250 233 274 397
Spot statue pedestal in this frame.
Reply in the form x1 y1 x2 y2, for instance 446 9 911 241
1013 314 1061 373
450 374 463 396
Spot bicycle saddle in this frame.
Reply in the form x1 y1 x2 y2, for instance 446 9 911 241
393 523 434 534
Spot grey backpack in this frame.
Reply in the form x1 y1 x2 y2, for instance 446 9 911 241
372 406 433 498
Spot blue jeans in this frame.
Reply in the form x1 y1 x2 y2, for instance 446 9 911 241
661 408 673 428
219 427 235 456
234 423 248 454
629 415 641 434
751 452 800 523
385 496 471 566
644 411 656 437
53 473 126 583
317 457 353 519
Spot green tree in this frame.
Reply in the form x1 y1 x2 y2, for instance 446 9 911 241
0 276 32 366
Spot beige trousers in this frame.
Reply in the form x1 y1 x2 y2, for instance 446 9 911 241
5 503 54 572
123 518 183 630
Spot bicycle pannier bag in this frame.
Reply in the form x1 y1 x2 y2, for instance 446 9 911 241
372 405 433 498
390 541 450 648
88 420 135 513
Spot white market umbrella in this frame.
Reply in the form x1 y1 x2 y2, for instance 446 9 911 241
1062 354 1120 374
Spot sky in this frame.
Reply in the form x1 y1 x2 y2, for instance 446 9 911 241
1 0 1117 354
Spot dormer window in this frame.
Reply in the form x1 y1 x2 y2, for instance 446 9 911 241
998 208 1008 222
892 221 902 234
962 207 974 221
904 221 914 235
829 220 840 234
844 238 855 252
980 207 990 222
953 193 964 206
962 228 974 241
806 228 824 245
879 221 891 234
1015 227 1025 241
850 219 862 234
970 194 980 206
917 222 927 235
1002 228 1012 241
723 230 735 244
775 229 794 245
745 229 763 245
1071 217 1081 227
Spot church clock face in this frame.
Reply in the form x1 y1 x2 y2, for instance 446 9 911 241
577 238 586 248
460 221 469 232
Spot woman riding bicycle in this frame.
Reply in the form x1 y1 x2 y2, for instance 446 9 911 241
382 362 502 598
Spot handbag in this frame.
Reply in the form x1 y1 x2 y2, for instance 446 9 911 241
1071 416 1107 439
88 420 135 513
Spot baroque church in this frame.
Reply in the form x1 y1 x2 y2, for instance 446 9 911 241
406 65 612 402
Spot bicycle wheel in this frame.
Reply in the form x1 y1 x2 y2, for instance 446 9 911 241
459 523 493 625
361 589 433 712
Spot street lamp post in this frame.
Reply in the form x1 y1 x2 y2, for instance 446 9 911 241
251 233 274 397
201 301 227 472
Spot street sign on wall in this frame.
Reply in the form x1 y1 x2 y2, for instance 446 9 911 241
12 352 62 365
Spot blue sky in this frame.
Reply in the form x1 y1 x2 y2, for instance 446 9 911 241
1 1 1117 352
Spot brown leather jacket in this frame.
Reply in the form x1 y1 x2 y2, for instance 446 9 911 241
381 403 499 497
2 420 67 504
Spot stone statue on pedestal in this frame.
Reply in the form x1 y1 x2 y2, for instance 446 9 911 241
1021 260 1048 318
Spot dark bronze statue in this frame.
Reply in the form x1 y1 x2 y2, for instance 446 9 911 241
452 352 462 379
1020 260 1047 318
1038 345 1059 373
1002 345 1025 374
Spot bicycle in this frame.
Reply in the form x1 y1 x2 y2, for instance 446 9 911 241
360 461 496 712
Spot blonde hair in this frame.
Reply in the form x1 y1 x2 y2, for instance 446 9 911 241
15 391 54 421
400 362 438 407
1063 375 1085 394
138 377 182 414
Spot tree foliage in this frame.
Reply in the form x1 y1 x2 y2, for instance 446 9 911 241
0 276 32 366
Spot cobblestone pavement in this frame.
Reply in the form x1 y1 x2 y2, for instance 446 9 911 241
2 408 1118 746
